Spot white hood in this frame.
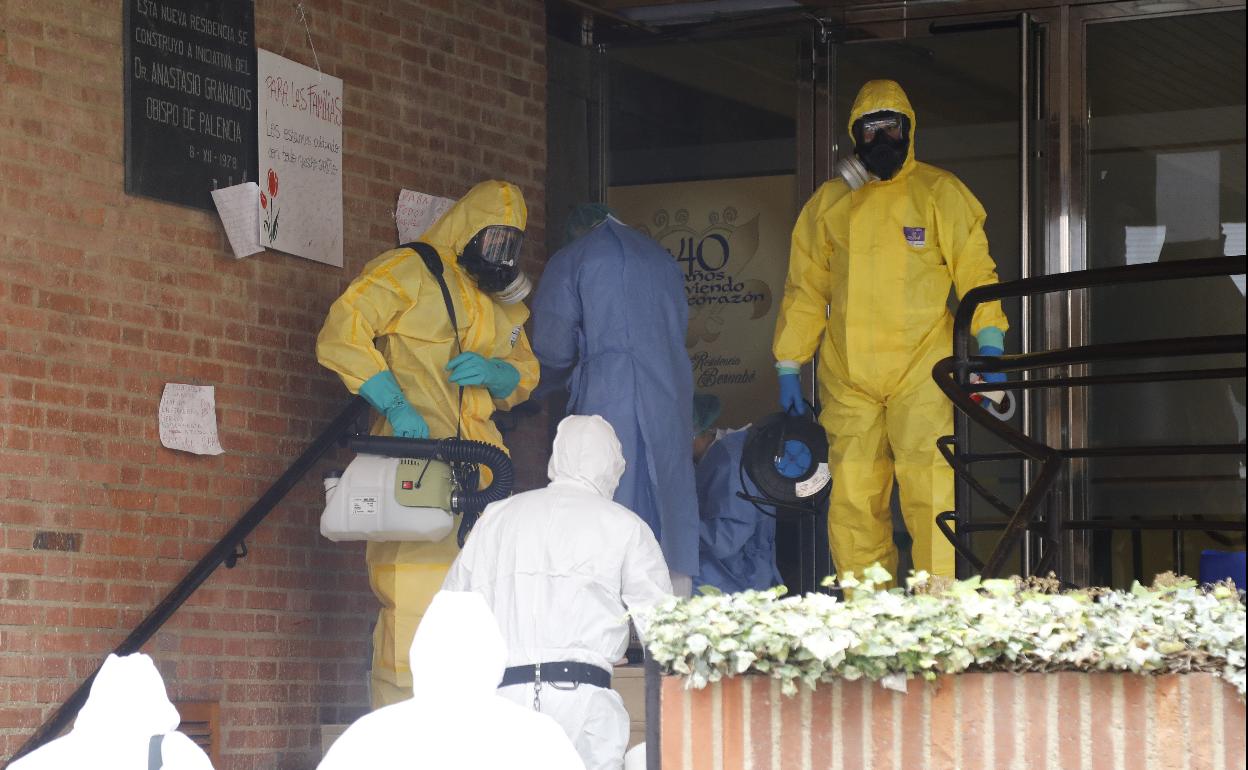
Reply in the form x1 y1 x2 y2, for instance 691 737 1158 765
10 653 215 770
319 590 586 770
74 653 182 736
407 590 507 699
546 415 626 498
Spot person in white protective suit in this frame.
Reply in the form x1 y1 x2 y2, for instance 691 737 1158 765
443 414 674 770
9 653 214 770
318 590 584 770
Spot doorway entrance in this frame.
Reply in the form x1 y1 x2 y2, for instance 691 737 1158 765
546 0 1246 587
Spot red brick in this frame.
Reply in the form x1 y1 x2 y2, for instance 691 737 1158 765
0 1 549 764
958 673 988 763
692 683 714 770
841 680 864 769
1187 674 1215 770
929 678 956 769
1056 673 1084 770
1016 674 1048 770
1155 675 1186 769
871 684 899 770
1121 675 1147 770
1089 675 1114 770
901 677 926 769
1226 681 1246 770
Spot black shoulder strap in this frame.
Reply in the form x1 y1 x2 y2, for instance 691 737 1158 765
148 734 163 770
401 241 464 439
402 242 461 352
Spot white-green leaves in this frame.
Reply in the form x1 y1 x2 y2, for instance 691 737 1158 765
636 568 1246 698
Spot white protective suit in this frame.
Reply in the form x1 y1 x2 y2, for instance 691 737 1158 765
443 414 674 770
9 653 214 770
318 591 584 770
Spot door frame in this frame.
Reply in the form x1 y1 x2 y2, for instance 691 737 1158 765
578 0 1243 585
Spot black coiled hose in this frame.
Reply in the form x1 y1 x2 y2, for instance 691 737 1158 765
437 438 513 515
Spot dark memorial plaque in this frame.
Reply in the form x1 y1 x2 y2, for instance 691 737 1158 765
124 0 257 210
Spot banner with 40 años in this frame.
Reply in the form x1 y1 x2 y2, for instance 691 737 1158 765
609 175 797 428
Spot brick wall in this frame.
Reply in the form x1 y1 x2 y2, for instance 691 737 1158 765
0 0 548 766
660 673 1247 770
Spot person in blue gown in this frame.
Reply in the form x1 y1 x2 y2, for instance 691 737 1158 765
691 393 783 594
530 206 699 592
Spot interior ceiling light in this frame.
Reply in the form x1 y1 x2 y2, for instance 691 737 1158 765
617 0 805 26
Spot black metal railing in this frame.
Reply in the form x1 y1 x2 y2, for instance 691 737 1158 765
9 397 372 764
932 255 1246 581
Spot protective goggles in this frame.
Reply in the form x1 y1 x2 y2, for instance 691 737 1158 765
464 225 524 268
859 114 905 143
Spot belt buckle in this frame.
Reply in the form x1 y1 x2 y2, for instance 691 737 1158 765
548 662 580 691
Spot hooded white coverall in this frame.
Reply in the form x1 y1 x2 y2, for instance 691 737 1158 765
317 180 539 707
318 591 585 770
443 414 674 770
773 80 1008 579
9 653 214 770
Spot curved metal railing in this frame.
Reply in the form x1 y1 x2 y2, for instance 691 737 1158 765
932 254 1246 580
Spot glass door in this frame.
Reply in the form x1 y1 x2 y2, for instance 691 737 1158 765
598 29 829 592
1070 3 1246 587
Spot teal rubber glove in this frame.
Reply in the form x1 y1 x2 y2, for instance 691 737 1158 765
358 370 430 438
976 327 1007 385
445 352 521 399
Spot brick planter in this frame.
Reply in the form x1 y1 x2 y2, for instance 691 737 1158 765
660 673 1245 770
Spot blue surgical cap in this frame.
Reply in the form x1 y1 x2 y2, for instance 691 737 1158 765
564 203 615 245
692 392 722 435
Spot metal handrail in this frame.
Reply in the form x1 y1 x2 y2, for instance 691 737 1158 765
934 254 1247 580
9 397 372 763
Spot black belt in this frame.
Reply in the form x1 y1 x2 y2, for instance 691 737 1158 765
499 661 611 689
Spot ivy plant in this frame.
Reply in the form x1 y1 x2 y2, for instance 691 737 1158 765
637 569 1245 698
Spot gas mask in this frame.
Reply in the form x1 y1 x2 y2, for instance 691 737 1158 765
458 225 531 304
843 111 910 185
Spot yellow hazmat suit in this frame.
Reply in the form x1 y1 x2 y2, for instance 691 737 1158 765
317 180 539 707
773 81 1008 580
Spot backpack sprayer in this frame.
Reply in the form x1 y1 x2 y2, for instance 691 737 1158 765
319 239 518 547
321 435 513 547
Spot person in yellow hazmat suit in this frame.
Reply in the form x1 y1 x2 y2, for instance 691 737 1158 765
317 180 539 707
772 80 1009 581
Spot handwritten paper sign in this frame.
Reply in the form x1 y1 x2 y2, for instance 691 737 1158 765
257 49 344 266
124 0 257 210
158 383 224 455
396 189 455 244
211 182 263 258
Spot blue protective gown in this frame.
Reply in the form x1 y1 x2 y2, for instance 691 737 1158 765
694 430 783 594
530 217 699 576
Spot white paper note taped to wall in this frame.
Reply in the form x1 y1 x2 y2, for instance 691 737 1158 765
1222 222 1246 257
1156 151 1219 243
1124 225 1167 266
211 182 264 259
158 383 225 455
396 189 455 244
